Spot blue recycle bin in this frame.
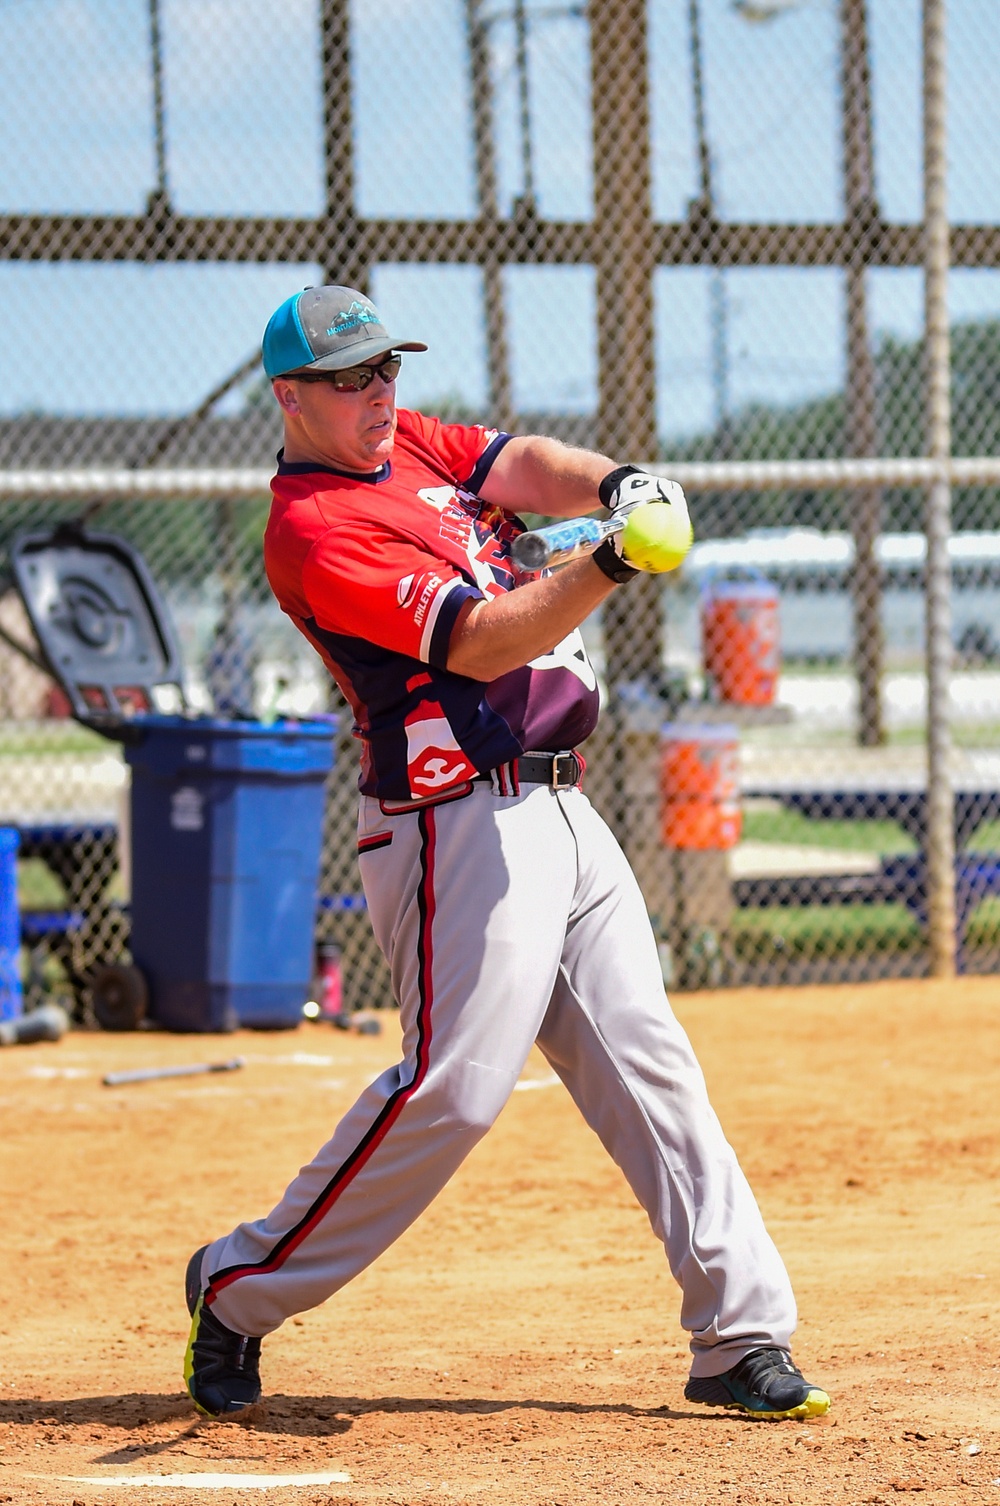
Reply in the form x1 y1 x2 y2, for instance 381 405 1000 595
124 717 336 1032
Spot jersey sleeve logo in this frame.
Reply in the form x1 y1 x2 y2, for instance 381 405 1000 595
404 702 477 794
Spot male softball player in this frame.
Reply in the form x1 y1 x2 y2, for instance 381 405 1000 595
183 284 830 1423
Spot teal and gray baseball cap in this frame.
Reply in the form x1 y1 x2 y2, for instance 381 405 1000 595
262 285 428 378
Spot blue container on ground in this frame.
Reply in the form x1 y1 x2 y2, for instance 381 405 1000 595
124 717 336 1032
0 828 23 1022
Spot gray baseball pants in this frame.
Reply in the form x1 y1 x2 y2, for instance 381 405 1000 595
200 778 797 1377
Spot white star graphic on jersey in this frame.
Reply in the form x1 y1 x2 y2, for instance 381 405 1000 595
526 628 597 691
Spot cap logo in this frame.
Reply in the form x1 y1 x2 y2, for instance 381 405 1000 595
328 300 381 338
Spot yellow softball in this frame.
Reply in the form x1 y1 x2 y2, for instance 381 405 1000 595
620 497 693 573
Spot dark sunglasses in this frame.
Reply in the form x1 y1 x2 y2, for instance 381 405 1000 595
290 353 402 392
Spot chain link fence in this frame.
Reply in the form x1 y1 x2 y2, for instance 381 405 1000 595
2 0 999 1014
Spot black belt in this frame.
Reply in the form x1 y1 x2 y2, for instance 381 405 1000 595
517 751 581 787
513 751 583 788
473 750 583 790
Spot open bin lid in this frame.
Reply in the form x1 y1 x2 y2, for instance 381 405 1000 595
10 522 187 738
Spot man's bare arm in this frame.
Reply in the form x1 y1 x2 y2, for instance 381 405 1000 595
477 435 617 519
445 556 617 682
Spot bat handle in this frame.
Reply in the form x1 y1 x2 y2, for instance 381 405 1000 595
511 514 625 572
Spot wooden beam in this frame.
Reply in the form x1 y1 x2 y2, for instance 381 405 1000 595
3 213 995 267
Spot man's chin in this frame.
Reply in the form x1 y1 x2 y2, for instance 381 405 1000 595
367 432 396 465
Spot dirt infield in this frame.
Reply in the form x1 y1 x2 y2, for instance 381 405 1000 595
1 976 998 1505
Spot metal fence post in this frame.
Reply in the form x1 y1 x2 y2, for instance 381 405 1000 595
923 0 956 977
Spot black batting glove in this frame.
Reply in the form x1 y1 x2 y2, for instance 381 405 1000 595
592 534 639 584
600 465 674 513
593 465 662 581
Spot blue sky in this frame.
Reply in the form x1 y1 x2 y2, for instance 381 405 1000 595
1 0 999 436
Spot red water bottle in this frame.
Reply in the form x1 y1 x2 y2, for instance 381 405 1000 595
316 942 346 1026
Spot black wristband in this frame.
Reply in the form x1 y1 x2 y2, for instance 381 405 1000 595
592 537 639 584
598 464 642 511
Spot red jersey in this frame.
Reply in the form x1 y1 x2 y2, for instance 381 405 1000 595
264 409 600 799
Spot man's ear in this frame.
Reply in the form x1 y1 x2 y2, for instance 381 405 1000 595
272 377 301 416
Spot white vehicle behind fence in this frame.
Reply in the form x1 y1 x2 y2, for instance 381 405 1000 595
675 528 1000 667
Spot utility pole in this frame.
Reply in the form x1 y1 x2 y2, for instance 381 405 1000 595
319 0 364 291
689 0 731 448
589 0 659 688
466 0 514 431
147 0 171 217
512 0 536 213
841 0 885 746
589 0 661 849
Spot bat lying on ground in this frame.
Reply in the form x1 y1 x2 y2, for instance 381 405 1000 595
0 1003 70 1047
103 1057 245 1087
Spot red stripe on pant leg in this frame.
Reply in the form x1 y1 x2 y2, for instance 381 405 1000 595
358 832 392 852
206 808 438 1304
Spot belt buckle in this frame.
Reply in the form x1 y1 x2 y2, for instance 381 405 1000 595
550 752 577 789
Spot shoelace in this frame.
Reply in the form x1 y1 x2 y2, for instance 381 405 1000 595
732 1348 802 1394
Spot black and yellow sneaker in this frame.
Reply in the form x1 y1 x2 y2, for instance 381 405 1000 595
183 1245 262 1417
685 1348 830 1420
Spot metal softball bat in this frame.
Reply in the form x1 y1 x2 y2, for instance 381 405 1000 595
102 1057 245 1087
511 511 630 572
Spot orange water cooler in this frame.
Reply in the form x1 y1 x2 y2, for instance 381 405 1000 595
660 723 741 851
701 579 780 706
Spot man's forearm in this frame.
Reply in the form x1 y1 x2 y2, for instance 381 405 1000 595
445 556 618 682
478 435 617 519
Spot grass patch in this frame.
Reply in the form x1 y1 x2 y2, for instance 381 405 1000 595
0 722 109 756
965 820 1000 852
888 724 1000 748
735 894 1000 960
741 803 917 855
733 903 923 959
18 858 67 909
965 895 1000 949
951 724 1000 748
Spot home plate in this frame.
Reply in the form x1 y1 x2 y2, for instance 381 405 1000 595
55 1468 351 1489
